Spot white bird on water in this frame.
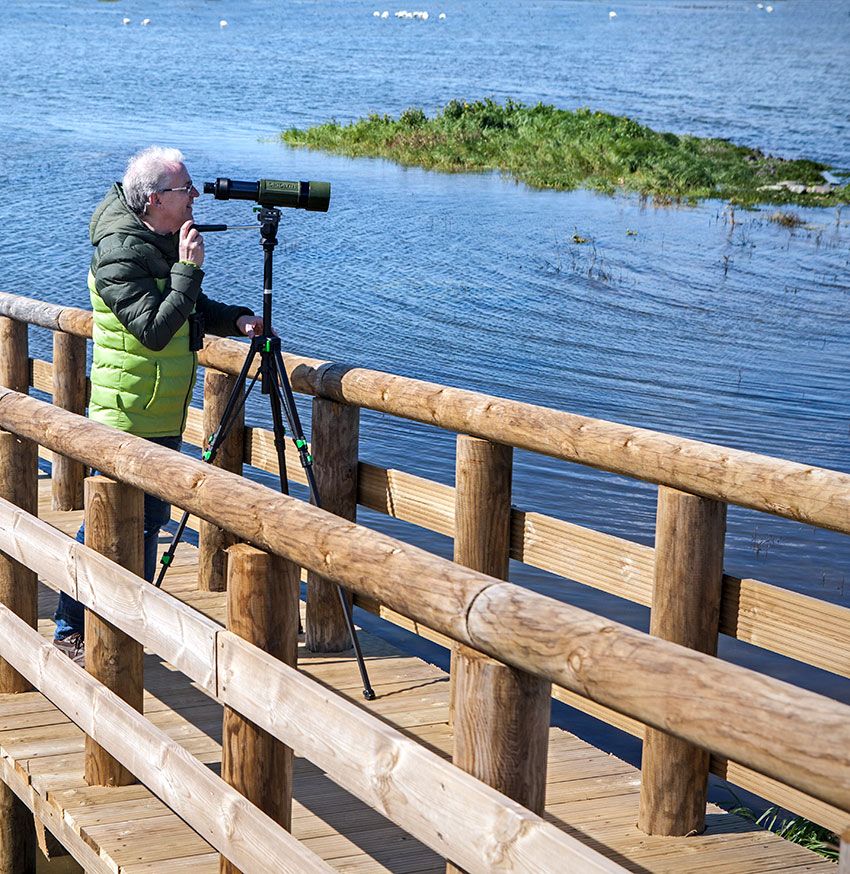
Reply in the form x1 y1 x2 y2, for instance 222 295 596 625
765 4 773 10
438 12 446 19
219 19 228 28
122 17 131 25
609 10 617 19
141 18 151 26
381 10 389 17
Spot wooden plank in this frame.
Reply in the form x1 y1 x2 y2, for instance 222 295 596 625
0 604 334 874
0 752 112 874
0 497 219 694
218 631 624 874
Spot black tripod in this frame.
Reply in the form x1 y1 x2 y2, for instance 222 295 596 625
155 205 376 700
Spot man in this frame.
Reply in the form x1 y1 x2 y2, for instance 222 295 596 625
53 146 262 664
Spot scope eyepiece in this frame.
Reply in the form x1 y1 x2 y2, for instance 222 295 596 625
203 177 330 212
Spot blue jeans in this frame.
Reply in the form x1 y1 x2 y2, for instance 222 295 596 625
53 435 182 640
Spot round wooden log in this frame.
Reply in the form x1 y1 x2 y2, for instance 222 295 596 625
199 342 850 536
2 293 850 535
638 486 727 836
221 543 299 874
0 431 38 694
199 369 245 592
84 476 144 787
51 332 87 511
6 393 850 814
306 398 359 652
0 316 29 394
0 782 35 874
2 291 849 535
449 436 551 874
0 424 37 873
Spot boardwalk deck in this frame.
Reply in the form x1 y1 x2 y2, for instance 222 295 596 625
0 478 834 873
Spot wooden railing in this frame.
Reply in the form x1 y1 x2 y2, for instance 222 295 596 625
1 292 849 871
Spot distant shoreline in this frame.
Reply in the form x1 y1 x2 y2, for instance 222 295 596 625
282 99 849 208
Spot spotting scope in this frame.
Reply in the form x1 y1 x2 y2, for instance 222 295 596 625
203 177 330 212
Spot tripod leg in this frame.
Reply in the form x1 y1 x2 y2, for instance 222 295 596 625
268 346 376 700
154 341 260 589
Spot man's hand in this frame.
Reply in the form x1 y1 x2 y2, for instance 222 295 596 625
179 220 205 267
236 315 264 337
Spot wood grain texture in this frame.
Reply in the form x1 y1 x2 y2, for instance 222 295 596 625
84 476 144 787
1 390 850 817
0 779 35 874
199 369 245 593
3 291 850 532
450 436 550 874
221 545 299 873
217 632 623 874
306 398 359 652
638 487 727 836
0 316 29 395
0 604 335 874
51 332 87 511
0 431 38 694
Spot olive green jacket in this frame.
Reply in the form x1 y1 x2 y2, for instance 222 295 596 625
88 183 251 437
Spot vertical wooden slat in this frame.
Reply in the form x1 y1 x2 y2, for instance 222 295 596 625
199 369 245 592
306 398 359 652
638 485 727 836
448 436 550 874
84 476 144 787
0 427 38 874
221 543 300 874
51 331 87 510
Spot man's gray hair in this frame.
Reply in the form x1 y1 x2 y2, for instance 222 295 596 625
123 146 185 214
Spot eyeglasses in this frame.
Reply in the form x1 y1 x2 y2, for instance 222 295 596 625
161 180 196 194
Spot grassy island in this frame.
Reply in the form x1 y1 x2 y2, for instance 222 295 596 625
282 99 848 207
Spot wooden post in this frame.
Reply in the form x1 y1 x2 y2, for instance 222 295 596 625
51 331 87 510
306 398 359 652
0 782 36 874
0 316 29 394
221 543 299 874
0 433 38 692
638 486 727 836
84 476 144 787
448 436 550 874
0 429 38 874
199 369 245 592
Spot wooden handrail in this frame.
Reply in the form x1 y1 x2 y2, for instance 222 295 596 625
29 361 850 684
1 389 849 817
0 604 335 874
0 496 624 874
4 292 849 534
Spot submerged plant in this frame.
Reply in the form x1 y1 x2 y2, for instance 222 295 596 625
282 99 850 208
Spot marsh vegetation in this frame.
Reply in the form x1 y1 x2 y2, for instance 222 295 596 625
283 99 849 207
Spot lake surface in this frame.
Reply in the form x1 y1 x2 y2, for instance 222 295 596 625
1 1 849 716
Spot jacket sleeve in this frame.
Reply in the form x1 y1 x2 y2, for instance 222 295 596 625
95 244 203 352
196 291 253 337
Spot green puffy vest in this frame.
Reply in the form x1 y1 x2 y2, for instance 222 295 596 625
88 270 197 437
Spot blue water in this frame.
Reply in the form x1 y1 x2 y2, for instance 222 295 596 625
1 0 849 715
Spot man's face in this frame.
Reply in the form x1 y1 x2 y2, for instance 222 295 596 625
151 163 199 234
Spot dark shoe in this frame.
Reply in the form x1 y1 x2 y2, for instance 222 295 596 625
53 632 85 668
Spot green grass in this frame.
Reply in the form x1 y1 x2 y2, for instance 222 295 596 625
726 798 839 860
282 99 849 207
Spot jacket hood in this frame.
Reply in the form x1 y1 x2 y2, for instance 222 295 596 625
89 183 178 258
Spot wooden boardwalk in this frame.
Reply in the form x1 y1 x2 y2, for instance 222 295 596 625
0 479 834 873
